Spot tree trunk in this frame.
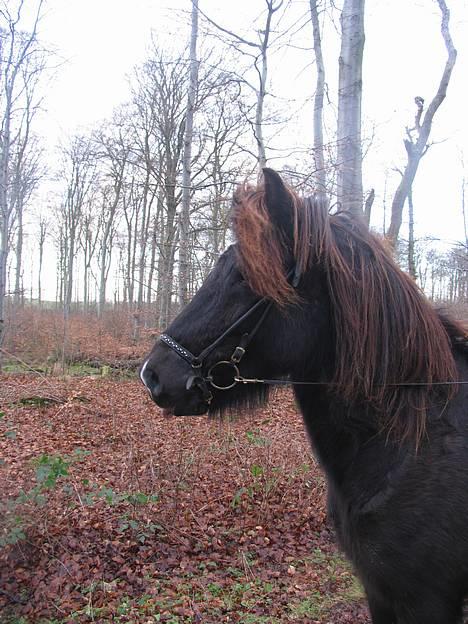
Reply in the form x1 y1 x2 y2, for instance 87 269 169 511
147 197 163 307
137 170 154 307
255 1 279 169
179 0 199 307
0 87 13 348
462 175 467 247
407 186 416 279
64 226 76 317
310 0 326 192
336 0 365 216
37 221 46 307
14 203 24 306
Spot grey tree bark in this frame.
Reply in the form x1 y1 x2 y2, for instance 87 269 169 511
37 216 47 306
179 0 199 307
407 186 416 279
336 0 365 216
310 0 327 193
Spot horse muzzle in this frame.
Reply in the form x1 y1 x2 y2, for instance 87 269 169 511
140 358 212 416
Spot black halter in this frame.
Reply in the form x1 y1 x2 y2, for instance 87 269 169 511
159 267 301 404
159 297 273 403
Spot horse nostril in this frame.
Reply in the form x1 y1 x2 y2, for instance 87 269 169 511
140 361 161 397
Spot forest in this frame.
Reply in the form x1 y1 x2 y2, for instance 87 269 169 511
1 0 467 622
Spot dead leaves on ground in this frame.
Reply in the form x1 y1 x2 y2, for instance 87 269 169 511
0 375 369 623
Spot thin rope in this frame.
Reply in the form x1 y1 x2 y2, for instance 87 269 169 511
235 375 468 387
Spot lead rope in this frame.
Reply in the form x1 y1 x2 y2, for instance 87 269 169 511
233 376 468 387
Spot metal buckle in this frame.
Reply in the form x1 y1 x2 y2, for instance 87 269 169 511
230 346 246 364
206 361 240 390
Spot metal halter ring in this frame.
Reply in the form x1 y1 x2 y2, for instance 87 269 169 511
206 361 240 390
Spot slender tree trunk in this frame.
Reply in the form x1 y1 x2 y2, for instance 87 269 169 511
14 205 24 306
364 188 375 226
336 0 365 216
0 229 8 348
38 243 43 306
255 41 268 170
0 90 13 348
310 0 326 192
98 243 108 315
407 186 416 279
64 228 76 317
98 201 120 316
83 246 89 310
137 171 154 307
179 0 199 307
461 175 467 248
147 198 163 307
129 208 139 305
255 1 279 169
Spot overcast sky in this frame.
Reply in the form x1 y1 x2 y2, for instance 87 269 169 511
17 0 468 295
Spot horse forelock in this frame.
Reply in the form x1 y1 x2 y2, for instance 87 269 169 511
232 184 298 306
232 179 459 445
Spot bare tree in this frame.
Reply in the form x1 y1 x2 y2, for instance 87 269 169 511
131 48 187 326
79 196 99 310
198 84 250 271
309 0 326 193
94 117 130 316
200 0 284 170
12 135 43 305
37 214 47 305
386 0 457 248
57 136 97 319
0 0 46 345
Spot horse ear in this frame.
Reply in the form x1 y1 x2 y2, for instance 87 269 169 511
262 168 294 242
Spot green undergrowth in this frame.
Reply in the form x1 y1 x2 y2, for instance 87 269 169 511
0 449 160 548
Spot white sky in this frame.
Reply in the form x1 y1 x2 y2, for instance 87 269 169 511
17 0 468 298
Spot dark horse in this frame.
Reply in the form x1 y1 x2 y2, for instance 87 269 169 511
141 169 468 624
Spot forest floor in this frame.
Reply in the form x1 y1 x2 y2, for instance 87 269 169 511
0 373 370 624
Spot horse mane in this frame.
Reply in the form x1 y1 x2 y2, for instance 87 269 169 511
233 181 466 444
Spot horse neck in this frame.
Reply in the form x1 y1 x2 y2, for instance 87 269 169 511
296 347 468 490
294 385 384 488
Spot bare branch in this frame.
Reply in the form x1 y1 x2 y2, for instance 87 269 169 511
387 0 458 248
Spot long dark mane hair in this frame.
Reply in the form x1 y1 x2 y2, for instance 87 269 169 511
233 180 466 443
